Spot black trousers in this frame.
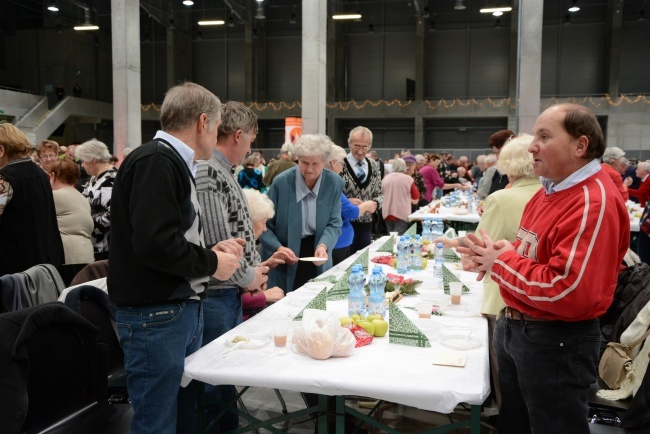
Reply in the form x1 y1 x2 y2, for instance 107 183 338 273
294 235 316 291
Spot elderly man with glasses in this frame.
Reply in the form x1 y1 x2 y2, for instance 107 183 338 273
339 126 384 253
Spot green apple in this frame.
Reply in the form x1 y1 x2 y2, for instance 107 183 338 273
372 319 388 337
357 321 375 336
339 317 354 326
367 314 383 322
350 314 361 321
354 316 367 325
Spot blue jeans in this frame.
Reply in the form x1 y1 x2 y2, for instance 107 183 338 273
203 289 243 433
494 314 600 434
116 301 203 434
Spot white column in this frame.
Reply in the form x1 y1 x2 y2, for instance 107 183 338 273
302 0 327 134
516 0 543 134
111 0 142 158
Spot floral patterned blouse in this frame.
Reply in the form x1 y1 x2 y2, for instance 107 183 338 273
82 167 117 257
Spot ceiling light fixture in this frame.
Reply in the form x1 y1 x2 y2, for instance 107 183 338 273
47 1 59 12
183 0 194 6
454 0 466 11
480 7 513 14
493 10 504 17
568 0 580 12
332 13 362 20
198 20 225 25
289 12 297 24
255 2 265 19
74 10 99 31
227 15 235 27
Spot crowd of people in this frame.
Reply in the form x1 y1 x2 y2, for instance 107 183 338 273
0 82 644 434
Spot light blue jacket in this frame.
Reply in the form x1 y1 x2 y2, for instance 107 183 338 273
260 167 344 292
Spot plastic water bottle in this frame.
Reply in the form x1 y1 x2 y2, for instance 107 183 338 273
422 218 431 243
368 266 386 317
411 235 423 271
432 217 443 239
404 235 413 271
348 265 366 317
396 236 409 275
433 242 444 280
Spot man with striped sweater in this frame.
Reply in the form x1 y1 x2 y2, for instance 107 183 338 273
196 101 290 432
340 126 384 252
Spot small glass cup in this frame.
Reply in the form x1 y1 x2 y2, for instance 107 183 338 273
416 301 432 319
449 282 463 305
271 317 290 347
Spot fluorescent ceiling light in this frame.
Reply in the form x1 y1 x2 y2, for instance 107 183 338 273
332 14 362 20
183 0 194 5
480 7 512 13
47 1 59 12
493 11 504 16
198 20 225 26
74 25 99 30
568 6 580 12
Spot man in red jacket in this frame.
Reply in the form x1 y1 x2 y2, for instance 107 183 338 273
460 104 629 434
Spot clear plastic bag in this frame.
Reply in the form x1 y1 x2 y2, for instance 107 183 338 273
292 309 356 360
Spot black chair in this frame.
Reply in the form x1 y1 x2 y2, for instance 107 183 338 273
588 380 631 433
62 285 129 405
0 302 107 434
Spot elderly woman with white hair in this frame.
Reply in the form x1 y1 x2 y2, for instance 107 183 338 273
434 134 541 408
381 158 419 235
75 138 117 260
327 144 377 265
240 188 286 319
601 147 629 201
260 134 344 293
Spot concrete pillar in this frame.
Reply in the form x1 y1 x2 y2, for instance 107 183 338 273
415 17 426 101
414 116 424 149
514 0 543 134
111 0 141 156
302 0 327 134
606 1 623 98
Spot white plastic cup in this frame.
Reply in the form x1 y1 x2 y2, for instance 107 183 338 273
449 282 463 305
416 301 432 319
271 317 290 347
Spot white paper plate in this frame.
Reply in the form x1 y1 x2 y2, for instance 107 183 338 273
299 257 327 262
439 335 482 350
224 334 269 349
439 305 477 318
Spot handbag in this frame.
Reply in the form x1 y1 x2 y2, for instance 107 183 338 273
599 329 650 389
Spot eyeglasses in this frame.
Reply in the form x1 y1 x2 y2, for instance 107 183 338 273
40 154 58 161
351 144 370 150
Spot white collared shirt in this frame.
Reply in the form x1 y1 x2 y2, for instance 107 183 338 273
347 153 367 179
296 170 323 237
154 130 198 177
541 159 601 194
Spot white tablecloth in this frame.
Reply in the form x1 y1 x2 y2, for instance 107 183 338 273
409 208 481 224
183 236 490 414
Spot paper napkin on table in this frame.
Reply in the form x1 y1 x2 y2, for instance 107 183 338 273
353 248 370 272
442 265 470 294
293 287 328 321
375 236 396 253
327 270 351 301
405 223 418 236
388 302 431 348
444 248 461 263
309 275 338 284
